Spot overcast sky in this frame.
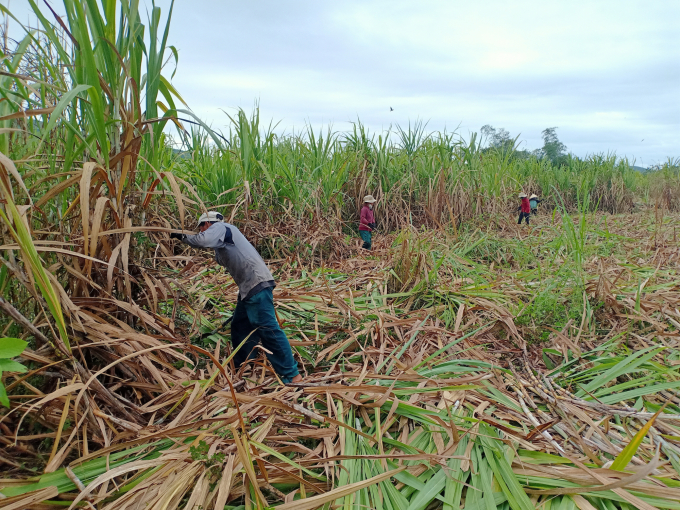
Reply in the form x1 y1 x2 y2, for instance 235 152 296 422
7 0 680 166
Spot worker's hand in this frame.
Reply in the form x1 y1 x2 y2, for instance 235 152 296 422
169 232 185 241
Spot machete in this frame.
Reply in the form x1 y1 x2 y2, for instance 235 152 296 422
197 315 233 340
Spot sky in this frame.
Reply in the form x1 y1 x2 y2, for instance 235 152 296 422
6 0 680 166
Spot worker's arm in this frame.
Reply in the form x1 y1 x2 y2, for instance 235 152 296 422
181 224 232 249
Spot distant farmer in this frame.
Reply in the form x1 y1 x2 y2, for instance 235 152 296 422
170 212 301 383
517 192 531 225
359 195 377 250
529 194 543 215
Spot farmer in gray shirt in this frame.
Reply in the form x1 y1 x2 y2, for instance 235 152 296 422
171 211 301 383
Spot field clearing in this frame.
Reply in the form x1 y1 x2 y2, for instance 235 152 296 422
4 209 680 509
1 0 680 508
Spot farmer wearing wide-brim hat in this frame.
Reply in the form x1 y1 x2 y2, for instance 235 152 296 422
517 192 531 225
359 195 377 250
170 212 302 384
529 193 542 215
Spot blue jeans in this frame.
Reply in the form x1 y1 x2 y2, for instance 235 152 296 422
231 287 299 383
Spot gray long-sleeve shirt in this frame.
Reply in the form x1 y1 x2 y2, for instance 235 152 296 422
181 222 275 300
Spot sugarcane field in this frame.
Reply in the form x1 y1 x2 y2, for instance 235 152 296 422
0 1 679 509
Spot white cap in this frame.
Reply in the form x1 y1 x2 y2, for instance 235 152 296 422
197 211 224 224
363 195 377 203
519 192 527 198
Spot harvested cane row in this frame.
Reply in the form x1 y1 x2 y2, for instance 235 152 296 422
3 216 680 509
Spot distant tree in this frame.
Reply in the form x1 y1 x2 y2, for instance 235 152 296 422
480 125 524 160
481 125 512 150
539 127 567 164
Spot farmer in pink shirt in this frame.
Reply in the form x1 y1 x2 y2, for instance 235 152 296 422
517 192 531 225
359 195 377 250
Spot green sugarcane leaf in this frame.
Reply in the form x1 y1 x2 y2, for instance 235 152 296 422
517 450 573 464
1 441 171 498
462 493 508 510
0 195 69 351
70 0 109 166
38 84 92 146
577 347 664 397
610 405 665 471
480 425 535 510
249 440 326 481
598 380 680 405
160 75 187 107
173 108 225 150
404 467 447 510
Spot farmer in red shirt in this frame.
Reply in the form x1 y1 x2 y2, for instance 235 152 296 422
359 195 377 250
517 192 531 225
